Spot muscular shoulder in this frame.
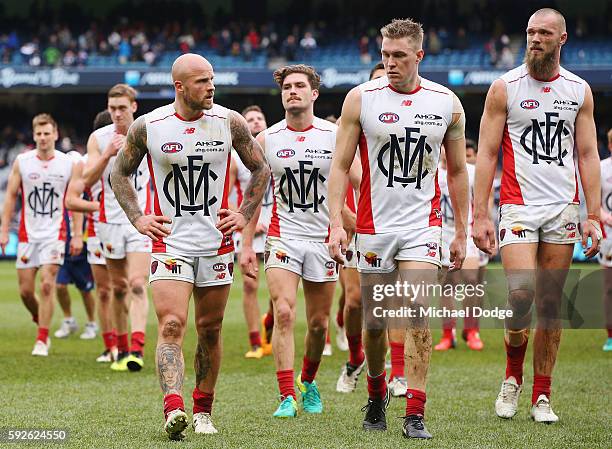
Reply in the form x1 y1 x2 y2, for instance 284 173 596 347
265 119 288 137
143 104 175 125
16 149 37 163
420 78 453 97
92 123 115 140
312 117 337 133
499 64 528 84
358 76 388 94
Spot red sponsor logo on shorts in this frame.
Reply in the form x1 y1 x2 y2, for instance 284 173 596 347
105 243 113 253
216 273 226 280
568 232 576 238
327 270 335 276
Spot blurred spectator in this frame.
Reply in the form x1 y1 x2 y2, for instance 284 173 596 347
231 41 241 57
219 28 232 56
242 37 252 61
118 37 131 64
359 35 371 64
426 29 441 55
282 34 297 61
43 36 61 66
300 31 317 55
455 27 469 51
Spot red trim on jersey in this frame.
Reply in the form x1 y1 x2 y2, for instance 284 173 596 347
99 179 107 223
267 127 286 136
58 186 69 241
149 114 174 125
345 182 356 213
144 180 152 214
364 85 391 93
147 154 166 253
87 214 96 237
507 73 529 84
35 153 55 161
532 73 560 82
268 176 281 237
356 132 375 234
287 124 314 132
421 86 449 95
18 183 28 242
572 171 580 204
387 84 422 95
559 74 582 85
174 111 204 122
428 170 442 226
500 125 524 205
217 153 235 255
235 179 244 207
324 224 330 243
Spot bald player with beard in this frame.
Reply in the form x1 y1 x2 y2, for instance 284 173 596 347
111 54 270 440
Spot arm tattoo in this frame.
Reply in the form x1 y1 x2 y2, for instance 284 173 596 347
194 339 212 385
229 111 270 223
110 115 148 225
157 343 184 395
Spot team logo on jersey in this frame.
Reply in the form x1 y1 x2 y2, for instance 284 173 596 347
163 258 181 274
279 160 326 212
362 251 382 267
542 87 551 93
511 226 526 238
519 112 570 165
275 251 290 263
162 155 219 217
213 263 226 272
401 100 412 106
296 136 306 142
161 142 183 153
183 128 196 134
277 149 295 159
28 173 40 180
378 127 432 189
151 261 158 274
379 112 400 124
520 99 539 109
28 182 60 218
325 261 336 269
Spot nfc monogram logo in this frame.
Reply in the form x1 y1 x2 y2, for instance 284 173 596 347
520 112 569 165
107 169 144 192
377 127 432 189
28 182 60 217
279 160 326 212
162 155 218 217
439 190 454 222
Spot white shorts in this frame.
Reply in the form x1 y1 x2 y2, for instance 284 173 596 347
441 227 480 267
234 231 265 254
16 240 65 269
264 237 339 283
86 236 106 265
98 222 152 259
599 238 612 267
498 203 580 248
355 227 442 273
344 235 357 269
149 251 234 287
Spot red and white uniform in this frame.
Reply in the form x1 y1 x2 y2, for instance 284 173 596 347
146 104 234 286
498 65 584 247
232 150 272 254
344 183 358 269
355 76 452 271
263 117 338 282
599 157 612 267
93 123 152 258
82 154 105 265
439 164 479 266
16 149 73 268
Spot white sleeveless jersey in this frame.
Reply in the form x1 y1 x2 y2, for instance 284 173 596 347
82 154 102 236
500 65 585 206
93 123 151 224
231 150 273 226
146 103 234 256
265 117 337 241
602 157 612 238
17 150 73 243
439 163 475 233
357 76 452 233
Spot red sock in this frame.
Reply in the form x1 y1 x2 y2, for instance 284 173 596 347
276 369 296 400
36 327 49 343
442 327 454 340
326 330 331 344
163 394 184 419
264 312 274 330
301 356 321 383
347 334 365 366
389 342 405 380
193 388 214 415
532 375 551 404
405 389 426 416
102 331 115 350
248 331 261 348
505 339 528 384
130 331 145 353
117 333 129 353
608 329 612 338
367 370 387 400
336 309 344 328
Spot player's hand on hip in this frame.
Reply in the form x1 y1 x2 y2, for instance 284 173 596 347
134 214 172 241
449 233 467 271
69 236 84 256
472 218 496 256
239 246 258 280
328 225 348 265
581 217 602 258
216 209 247 235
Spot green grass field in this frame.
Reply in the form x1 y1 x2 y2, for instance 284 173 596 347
0 260 610 448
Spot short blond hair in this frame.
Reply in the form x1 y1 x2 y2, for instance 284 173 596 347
380 18 424 47
273 64 321 91
108 83 137 102
32 113 57 130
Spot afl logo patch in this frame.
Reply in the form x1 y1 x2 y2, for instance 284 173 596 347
520 99 539 110
277 149 295 159
161 142 183 153
379 112 399 123
213 263 226 272
325 261 336 269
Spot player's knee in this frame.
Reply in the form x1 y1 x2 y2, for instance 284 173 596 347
536 295 561 320
345 284 361 304
19 286 36 302
195 316 223 341
274 302 295 329
307 315 328 337
365 328 386 340
243 276 258 294
111 278 129 300
508 289 534 316
160 317 185 340
40 279 55 297
128 277 146 297
98 286 111 303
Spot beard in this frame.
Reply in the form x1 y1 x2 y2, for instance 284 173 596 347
524 47 557 80
182 89 212 110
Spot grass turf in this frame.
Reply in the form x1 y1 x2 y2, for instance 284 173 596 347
0 260 610 448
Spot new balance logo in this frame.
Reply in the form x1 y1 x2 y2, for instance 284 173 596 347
401 100 412 106
296 136 306 142
542 87 551 93
184 128 196 134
